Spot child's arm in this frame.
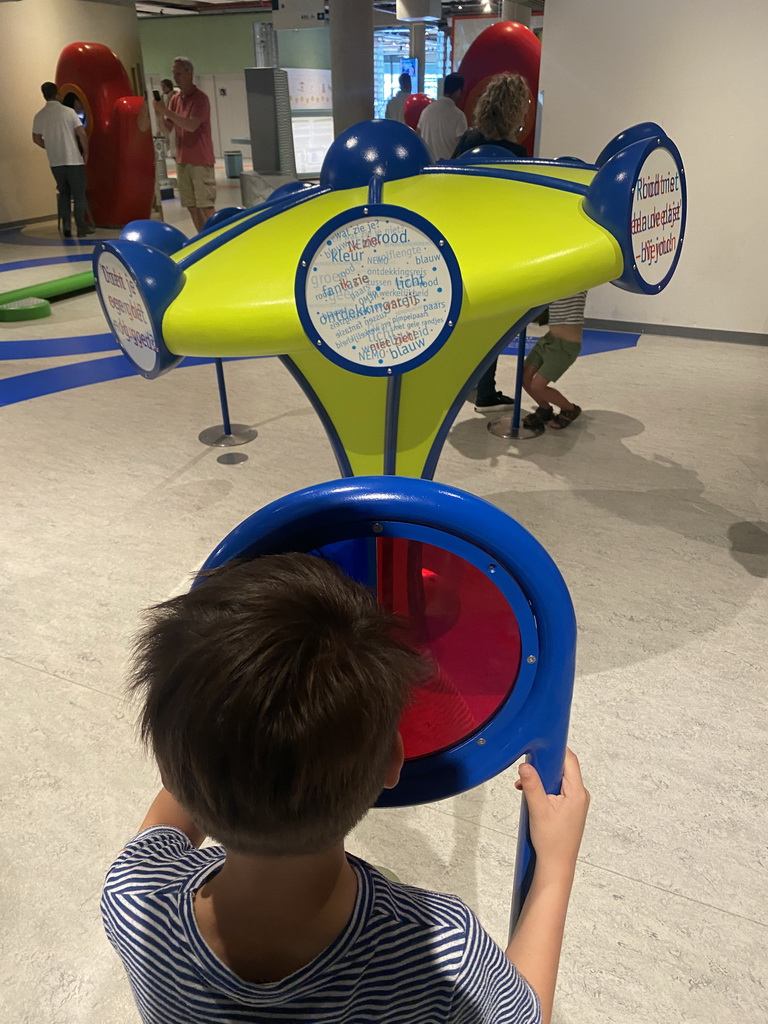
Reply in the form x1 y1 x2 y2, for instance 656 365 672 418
138 787 207 848
505 749 589 1024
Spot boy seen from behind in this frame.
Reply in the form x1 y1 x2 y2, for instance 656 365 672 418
102 554 588 1024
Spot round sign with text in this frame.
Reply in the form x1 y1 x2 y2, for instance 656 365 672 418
631 147 684 287
297 211 461 376
97 251 159 373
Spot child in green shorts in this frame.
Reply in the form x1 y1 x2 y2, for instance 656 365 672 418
522 292 586 430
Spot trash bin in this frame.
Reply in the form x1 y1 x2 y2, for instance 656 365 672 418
224 150 243 179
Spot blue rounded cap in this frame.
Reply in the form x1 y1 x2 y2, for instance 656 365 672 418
204 206 245 230
595 122 664 168
320 119 430 190
120 220 188 256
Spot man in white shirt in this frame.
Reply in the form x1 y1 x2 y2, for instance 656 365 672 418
32 82 92 238
416 73 467 161
384 73 412 123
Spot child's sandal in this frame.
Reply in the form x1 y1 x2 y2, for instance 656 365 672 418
523 406 554 430
549 405 582 429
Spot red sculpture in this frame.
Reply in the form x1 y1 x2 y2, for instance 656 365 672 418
403 92 434 131
457 21 541 154
56 42 154 227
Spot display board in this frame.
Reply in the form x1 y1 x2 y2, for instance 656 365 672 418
297 209 461 375
291 116 335 176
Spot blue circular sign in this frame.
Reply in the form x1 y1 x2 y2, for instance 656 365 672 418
295 205 463 376
584 130 686 295
94 241 185 379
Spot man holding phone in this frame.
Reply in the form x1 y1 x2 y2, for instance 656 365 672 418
152 57 215 233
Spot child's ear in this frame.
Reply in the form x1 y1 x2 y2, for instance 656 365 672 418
383 733 405 790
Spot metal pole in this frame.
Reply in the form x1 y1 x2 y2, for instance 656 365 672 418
510 327 526 432
488 327 543 440
198 359 258 447
215 358 232 435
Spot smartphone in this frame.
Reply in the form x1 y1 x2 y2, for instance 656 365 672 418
152 90 161 101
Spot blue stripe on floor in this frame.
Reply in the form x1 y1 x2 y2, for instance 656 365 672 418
502 328 639 356
0 355 136 406
0 354 251 408
580 329 640 355
0 254 93 273
0 327 638 408
0 333 114 359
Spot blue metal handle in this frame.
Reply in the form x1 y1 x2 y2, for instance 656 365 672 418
510 738 568 933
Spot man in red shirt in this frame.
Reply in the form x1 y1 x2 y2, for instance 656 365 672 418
153 57 216 233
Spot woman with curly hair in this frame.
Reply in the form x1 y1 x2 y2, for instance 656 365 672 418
454 73 584 430
454 72 531 161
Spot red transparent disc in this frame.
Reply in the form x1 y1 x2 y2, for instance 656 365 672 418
377 538 522 759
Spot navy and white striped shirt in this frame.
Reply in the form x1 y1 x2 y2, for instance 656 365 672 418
102 826 540 1024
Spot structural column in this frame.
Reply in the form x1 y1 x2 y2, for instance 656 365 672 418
501 1 531 25
329 0 374 136
409 22 426 93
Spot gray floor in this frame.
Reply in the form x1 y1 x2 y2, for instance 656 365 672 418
2 192 767 1022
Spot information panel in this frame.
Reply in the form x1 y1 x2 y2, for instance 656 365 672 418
97 251 158 373
631 147 683 287
297 210 460 376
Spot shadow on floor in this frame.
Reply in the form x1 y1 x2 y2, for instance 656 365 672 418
450 410 751 557
447 409 763 674
728 521 768 578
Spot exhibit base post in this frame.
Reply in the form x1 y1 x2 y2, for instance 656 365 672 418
198 358 258 447
489 328 543 440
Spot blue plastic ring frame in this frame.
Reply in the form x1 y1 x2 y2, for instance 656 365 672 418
93 240 185 379
294 204 464 378
197 476 576 807
584 133 687 295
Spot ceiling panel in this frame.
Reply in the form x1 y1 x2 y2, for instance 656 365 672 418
136 1 543 19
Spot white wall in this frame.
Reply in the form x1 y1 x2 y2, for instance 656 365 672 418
0 0 142 226
538 0 768 338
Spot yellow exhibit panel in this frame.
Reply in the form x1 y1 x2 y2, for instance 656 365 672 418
93 119 686 478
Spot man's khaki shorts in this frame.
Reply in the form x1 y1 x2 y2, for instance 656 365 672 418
176 163 216 208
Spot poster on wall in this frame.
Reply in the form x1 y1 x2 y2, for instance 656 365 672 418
284 68 332 111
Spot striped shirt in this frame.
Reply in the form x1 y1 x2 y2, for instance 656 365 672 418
102 826 541 1024
548 291 587 326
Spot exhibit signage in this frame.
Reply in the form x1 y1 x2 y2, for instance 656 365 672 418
297 211 461 376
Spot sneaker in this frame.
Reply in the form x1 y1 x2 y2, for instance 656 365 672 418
474 391 515 413
62 229 72 238
77 226 95 237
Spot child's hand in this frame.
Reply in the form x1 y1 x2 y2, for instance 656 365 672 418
515 748 589 878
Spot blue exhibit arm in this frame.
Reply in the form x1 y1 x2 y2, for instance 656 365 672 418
511 739 569 932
